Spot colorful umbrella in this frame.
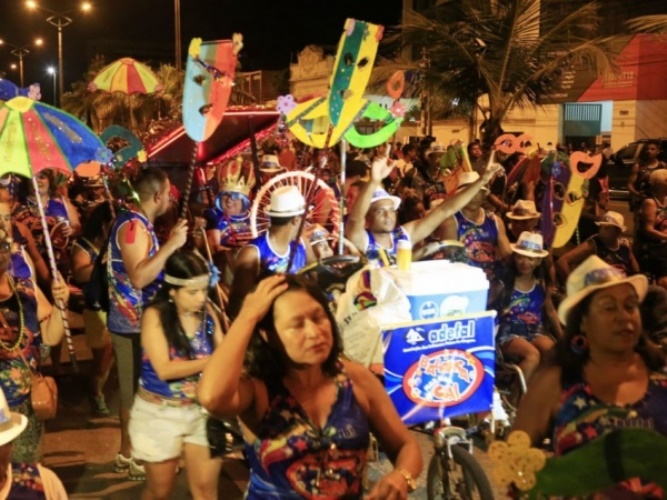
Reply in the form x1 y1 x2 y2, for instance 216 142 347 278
0 96 111 371
0 96 109 178
88 57 162 95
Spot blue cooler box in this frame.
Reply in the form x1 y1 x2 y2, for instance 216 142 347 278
387 261 489 321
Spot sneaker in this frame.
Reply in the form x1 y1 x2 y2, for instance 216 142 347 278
113 453 131 473
90 395 110 416
128 460 146 481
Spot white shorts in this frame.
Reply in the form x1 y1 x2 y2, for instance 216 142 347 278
129 396 209 462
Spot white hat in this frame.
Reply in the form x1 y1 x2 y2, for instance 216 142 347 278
595 211 626 232
426 144 446 157
369 188 401 211
557 255 648 325
0 387 27 447
510 231 549 258
266 185 306 218
455 171 489 193
309 227 331 246
507 200 540 220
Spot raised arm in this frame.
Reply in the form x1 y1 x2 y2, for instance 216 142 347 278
198 275 288 418
345 151 394 250
227 245 260 319
405 164 503 245
119 218 188 290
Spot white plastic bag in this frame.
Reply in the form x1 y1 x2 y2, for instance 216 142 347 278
336 265 412 367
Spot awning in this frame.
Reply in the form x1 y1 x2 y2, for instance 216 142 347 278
147 108 280 165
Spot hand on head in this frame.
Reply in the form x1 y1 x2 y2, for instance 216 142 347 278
240 274 289 323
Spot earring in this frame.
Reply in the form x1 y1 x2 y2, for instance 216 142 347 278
168 296 174 303
570 335 588 355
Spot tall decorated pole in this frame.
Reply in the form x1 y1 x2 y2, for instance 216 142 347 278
281 18 406 265
181 35 242 218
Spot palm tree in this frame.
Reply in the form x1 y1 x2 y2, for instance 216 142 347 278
627 15 667 33
376 0 623 149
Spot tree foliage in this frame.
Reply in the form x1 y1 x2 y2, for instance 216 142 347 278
376 0 622 147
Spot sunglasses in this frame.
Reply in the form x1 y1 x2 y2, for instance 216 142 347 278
222 192 244 201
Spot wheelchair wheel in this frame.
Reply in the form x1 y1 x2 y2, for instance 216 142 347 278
427 445 495 500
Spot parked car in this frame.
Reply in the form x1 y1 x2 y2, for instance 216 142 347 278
606 139 667 200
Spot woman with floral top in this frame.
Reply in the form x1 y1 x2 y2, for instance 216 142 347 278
0 228 68 463
129 252 223 498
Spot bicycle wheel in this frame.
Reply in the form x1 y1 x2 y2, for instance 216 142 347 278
427 444 495 500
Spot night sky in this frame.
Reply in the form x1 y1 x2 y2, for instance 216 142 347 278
0 0 403 104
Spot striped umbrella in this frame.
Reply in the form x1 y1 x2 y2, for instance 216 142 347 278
88 57 162 95
0 96 111 371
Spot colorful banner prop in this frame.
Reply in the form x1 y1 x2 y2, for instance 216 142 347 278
285 19 402 149
99 125 146 169
381 311 496 426
183 36 242 143
543 151 603 248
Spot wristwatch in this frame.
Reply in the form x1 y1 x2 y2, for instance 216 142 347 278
395 468 417 492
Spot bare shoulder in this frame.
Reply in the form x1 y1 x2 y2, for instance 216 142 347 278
527 364 562 403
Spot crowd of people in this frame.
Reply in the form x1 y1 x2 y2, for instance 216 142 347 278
0 132 665 498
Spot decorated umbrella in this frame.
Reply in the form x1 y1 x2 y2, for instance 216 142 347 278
0 96 110 370
88 57 162 95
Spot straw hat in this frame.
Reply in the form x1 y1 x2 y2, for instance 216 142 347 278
369 188 401 211
0 387 27 447
557 255 648 325
266 185 306 218
510 231 549 258
455 171 489 193
507 200 540 220
595 211 626 232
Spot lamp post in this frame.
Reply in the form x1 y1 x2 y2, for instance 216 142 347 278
25 1 92 105
47 66 56 105
0 37 44 87
174 0 182 70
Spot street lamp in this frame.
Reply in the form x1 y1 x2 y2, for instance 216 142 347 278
47 66 56 105
0 37 44 87
25 1 92 105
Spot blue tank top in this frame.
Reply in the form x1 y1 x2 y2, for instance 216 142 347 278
497 279 546 340
248 233 307 275
245 367 370 499
454 210 501 281
107 209 162 334
554 369 667 497
140 314 214 400
364 226 410 264
8 463 46 499
203 207 252 248
590 235 633 275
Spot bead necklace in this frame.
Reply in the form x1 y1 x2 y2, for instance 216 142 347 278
0 276 25 352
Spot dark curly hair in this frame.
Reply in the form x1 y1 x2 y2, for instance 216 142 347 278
244 274 342 382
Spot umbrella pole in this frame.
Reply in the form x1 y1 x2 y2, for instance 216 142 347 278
31 177 78 372
180 143 199 220
199 228 230 332
338 139 347 255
